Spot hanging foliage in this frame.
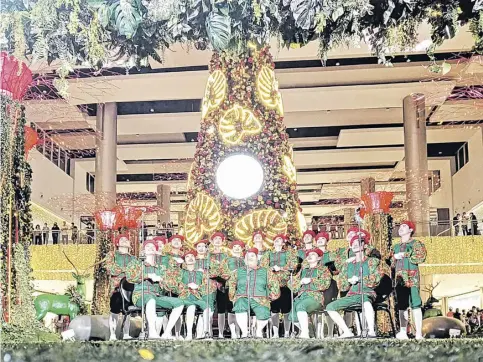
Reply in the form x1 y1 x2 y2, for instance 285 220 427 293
1 0 483 68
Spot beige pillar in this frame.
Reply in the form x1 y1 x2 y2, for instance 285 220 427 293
344 208 355 228
157 184 171 223
403 94 430 236
95 102 117 209
361 177 376 196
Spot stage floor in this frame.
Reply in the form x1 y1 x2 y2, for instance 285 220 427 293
2 339 483 362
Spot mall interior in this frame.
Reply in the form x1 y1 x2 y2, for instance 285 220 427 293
24 24 483 317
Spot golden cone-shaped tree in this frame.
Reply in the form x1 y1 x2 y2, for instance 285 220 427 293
184 46 305 248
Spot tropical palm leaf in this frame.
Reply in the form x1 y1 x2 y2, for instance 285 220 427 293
205 11 231 51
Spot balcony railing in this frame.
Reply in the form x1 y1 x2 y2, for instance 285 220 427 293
29 220 481 246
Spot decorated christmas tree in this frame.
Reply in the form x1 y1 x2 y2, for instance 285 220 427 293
184 46 305 248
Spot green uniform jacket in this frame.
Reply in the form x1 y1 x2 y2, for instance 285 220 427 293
290 265 332 305
106 251 137 293
268 249 298 286
125 260 175 304
228 266 280 308
391 239 427 288
167 267 218 300
339 256 382 296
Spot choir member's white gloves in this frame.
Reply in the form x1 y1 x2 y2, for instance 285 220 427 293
349 275 359 285
346 257 356 263
175 257 184 264
393 252 405 260
273 265 281 272
301 278 311 285
148 273 161 282
188 283 199 290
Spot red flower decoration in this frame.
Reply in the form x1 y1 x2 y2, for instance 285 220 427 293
0 52 32 100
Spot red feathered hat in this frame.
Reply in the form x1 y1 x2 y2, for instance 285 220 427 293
252 231 265 240
184 249 198 258
194 239 209 248
400 220 416 232
305 248 324 257
350 235 369 246
169 234 185 243
245 247 259 255
303 230 316 239
153 236 167 245
114 233 131 247
274 234 288 242
315 232 330 242
211 232 226 241
230 240 246 249
143 239 159 251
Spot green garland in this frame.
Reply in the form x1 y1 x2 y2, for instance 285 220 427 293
0 95 54 342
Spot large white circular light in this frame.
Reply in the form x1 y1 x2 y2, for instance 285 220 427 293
216 154 264 199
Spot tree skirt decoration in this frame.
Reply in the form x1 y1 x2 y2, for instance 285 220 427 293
185 46 302 246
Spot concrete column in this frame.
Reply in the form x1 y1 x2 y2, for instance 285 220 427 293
95 103 117 209
157 184 171 223
361 177 376 196
403 93 430 236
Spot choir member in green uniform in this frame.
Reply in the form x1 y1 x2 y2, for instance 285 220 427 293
169 249 217 340
314 231 336 337
229 247 281 338
297 230 316 261
194 239 210 271
167 234 185 266
125 240 184 339
210 231 229 338
253 231 268 259
154 236 170 268
268 234 298 338
391 220 427 340
219 240 246 339
326 235 382 338
289 249 332 339
106 234 137 340
167 234 186 338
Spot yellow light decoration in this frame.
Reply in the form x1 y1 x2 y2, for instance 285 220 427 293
219 104 262 145
282 155 296 182
234 209 287 249
296 211 307 233
184 192 222 243
29 244 97 281
201 70 227 119
256 66 284 115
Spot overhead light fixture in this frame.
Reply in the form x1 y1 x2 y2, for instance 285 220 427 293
294 128 298 131
150 108 154 113
216 154 264 199
438 151 442 155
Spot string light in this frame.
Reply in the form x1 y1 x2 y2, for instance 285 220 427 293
234 209 287 248
218 105 262 145
184 192 221 243
201 70 226 119
256 66 283 115
282 155 296 183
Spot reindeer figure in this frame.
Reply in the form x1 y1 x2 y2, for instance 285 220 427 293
34 249 104 321
422 282 443 319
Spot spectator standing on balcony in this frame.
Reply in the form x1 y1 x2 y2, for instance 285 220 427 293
446 307 454 318
453 214 460 236
71 223 78 244
33 224 42 245
86 223 95 244
311 217 319 233
52 222 60 244
61 221 69 244
42 223 49 244
469 212 479 235
462 213 469 236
